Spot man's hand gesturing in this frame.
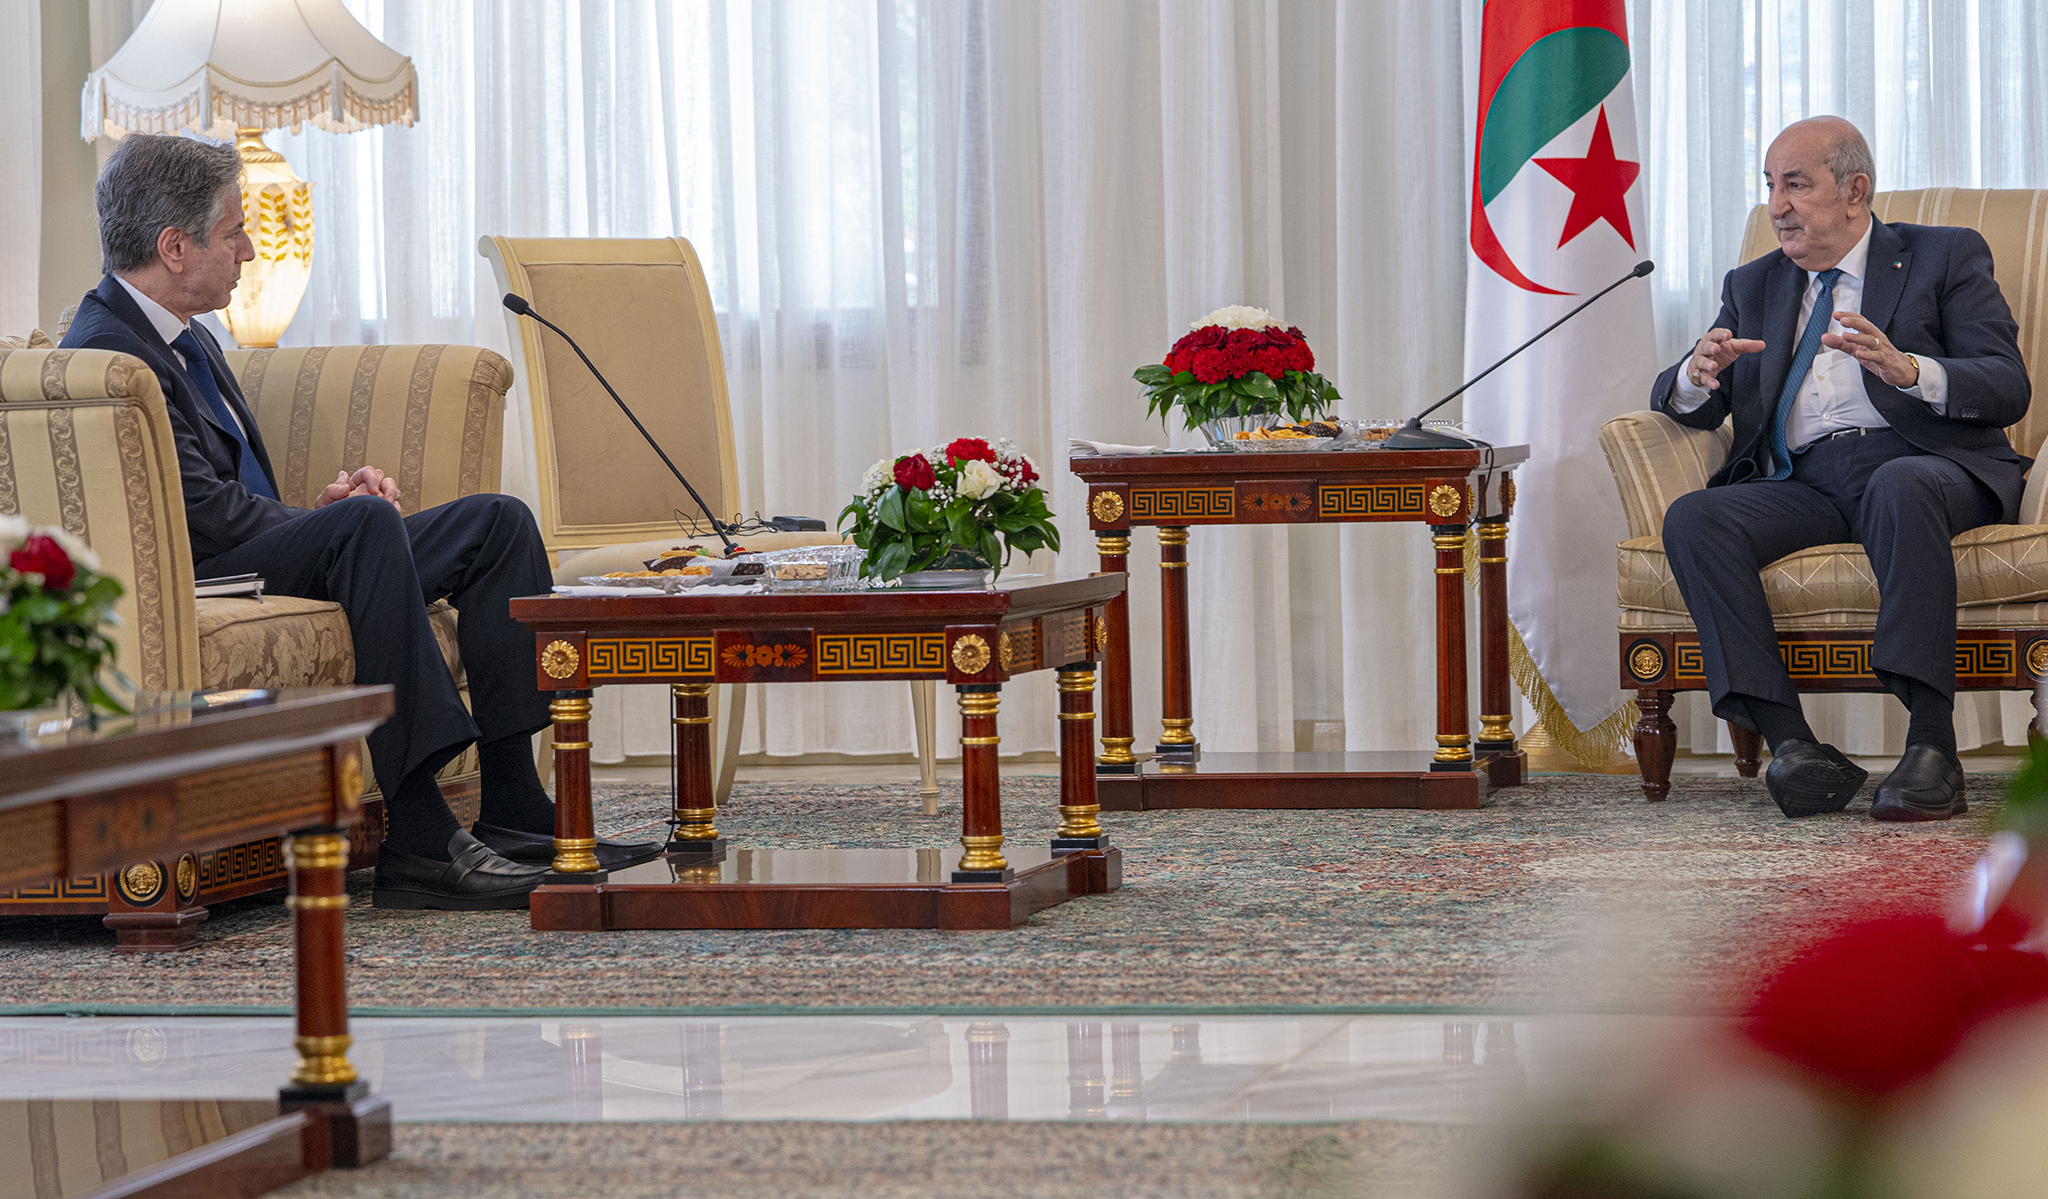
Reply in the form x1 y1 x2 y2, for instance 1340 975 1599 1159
1687 327 1768 391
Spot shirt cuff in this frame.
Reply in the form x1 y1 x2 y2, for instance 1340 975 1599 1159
1905 355 1947 411
1668 354 1712 413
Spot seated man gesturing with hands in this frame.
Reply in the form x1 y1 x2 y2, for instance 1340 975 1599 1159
61 133 660 907
1652 115 2030 822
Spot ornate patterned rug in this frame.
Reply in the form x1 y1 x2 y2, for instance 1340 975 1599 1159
0 773 2003 1015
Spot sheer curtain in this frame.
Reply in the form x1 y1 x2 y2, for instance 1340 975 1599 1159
1 0 40 336
262 0 2048 763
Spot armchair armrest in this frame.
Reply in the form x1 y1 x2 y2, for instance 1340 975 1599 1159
1598 410 1735 539
0 347 201 689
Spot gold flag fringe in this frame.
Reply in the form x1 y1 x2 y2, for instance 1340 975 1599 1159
1459 530 1637 768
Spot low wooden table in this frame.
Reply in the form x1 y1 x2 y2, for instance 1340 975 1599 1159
512 574 1127 932
0 686 395 1194
1070 444 1530 810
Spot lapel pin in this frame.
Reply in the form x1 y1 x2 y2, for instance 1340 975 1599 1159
1893 261 1903 269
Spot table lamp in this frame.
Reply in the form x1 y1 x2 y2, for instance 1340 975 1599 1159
80 0 417 348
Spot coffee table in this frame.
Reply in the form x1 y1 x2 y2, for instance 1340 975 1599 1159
511 573 1127 931
1070 443 1530 810
0 685 395 1193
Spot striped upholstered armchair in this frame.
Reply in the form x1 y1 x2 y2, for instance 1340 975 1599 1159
0 331 513 947
1602 188 2048 802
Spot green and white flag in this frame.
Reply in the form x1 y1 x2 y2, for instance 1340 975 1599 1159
1463 1 1657 761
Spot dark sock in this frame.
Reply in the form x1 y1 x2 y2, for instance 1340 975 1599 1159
1746 698 1817 755
1904 682 1958 760
382 766 462 860
477 734 555 834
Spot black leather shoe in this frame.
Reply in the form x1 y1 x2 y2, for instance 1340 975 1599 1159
372 829 549 910
1764 740 1868 817
1871 745 1967 821
470 821 665 871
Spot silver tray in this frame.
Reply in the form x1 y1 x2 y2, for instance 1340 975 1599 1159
1217 436 1336 453
578 574 712 593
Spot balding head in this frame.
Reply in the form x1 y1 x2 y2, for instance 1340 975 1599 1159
1764 117 1876 271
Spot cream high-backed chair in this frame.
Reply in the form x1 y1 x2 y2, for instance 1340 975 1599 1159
479 236 941 812
1603 188 2048 801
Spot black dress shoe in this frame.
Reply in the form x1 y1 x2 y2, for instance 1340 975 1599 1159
1764 740 1868 817
1871 744 1967 821
372 829 549 910
470 821 665 871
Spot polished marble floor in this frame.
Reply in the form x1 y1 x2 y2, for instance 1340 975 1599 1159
0 1013 1696 1124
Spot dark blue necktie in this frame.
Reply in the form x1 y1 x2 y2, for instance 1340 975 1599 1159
172 329 276 500
1766 267 1844 481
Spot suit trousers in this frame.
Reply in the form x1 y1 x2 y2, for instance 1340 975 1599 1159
1661 429 2000 726
193 493 555 799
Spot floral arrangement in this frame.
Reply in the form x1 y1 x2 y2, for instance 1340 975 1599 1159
840 437 1060 581
0 514 125 712
1132 305 1340 431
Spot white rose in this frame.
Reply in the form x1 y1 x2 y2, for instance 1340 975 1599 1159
860 458 893 494
1194 304 1283 331
957 459 1002 500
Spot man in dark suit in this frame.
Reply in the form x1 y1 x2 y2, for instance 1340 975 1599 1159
1653 116 2028 821
62 134 658 905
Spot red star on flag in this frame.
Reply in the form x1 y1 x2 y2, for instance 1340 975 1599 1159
1533 106 1641 249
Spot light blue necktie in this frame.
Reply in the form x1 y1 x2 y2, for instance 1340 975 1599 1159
172 328 276 501
1765 267 1844 481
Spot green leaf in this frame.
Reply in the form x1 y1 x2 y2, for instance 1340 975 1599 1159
877 486 907 532
874 539 912 580
1134 364 1173 385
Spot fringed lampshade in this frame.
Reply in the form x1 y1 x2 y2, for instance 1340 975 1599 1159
80 0 417 347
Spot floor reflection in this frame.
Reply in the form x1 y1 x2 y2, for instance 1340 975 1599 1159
0 1098 277 1199
0 1013 1686 1124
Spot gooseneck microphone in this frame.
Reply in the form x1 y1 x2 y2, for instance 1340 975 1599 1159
1381 259 1656 450
503 293 736 553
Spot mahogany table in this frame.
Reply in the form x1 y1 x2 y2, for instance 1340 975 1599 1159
1070 444 1531 810
511 574 1127 932
0 686 395 1194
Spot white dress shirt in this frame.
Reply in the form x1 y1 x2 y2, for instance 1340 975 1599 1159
113 275 249 437
1670 218 1948 451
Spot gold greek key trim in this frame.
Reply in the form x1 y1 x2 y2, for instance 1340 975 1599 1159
541 640 580 680
1317 482 1426 518
1427 484 1463 518
1095 535 1131 556
951 634 993 675
1090 491 1126 523
551 740 593 752
1157 526 1190 547
1097 736 1137 765
291 1035 357 1087
959 833 1008 872
550 696 593 723
286 893 350 910
588 637 715 678
1058 805 1104 839
552 837 600 874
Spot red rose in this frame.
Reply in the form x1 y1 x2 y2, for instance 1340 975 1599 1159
1744 914 2048 1101
893 455 936 491
945 437 997 465
10 534 75 590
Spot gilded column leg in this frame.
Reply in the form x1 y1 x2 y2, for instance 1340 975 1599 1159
953 685 1012 883
1054 666 1110 851
280 828 366 1106
1476 515 1525 787
1095 530 1138 772
547 691 606 883
1431 526 1475 773
667 682 726 860
1156 525 1199 758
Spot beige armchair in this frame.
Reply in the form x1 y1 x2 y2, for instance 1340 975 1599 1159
0 330 513 947
479 235 942 812
1602 188 2048 801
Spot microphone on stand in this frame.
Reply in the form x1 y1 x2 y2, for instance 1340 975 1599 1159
1381 260 1656 450
503 293 737 553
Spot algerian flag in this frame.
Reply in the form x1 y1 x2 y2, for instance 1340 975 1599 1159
1463 1 1656 762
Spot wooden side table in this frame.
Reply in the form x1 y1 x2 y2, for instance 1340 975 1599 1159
1070 445 1530 810
512 574 1128 932
0 686 396 1194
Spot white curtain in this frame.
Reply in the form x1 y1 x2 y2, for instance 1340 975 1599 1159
264 0 2048 762
0 0 41 337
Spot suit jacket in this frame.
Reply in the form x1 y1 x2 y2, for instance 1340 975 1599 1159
1650 219 2031 523
59 275 300 563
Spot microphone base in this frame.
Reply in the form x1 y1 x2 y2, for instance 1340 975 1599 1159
1379 424 1480 451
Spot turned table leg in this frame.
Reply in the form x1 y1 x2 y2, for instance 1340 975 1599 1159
1156 525 1198 757
954 684 1011 883
547 690 606 883
668 682 725 858
280 828 363 1106
1476 515 1524 786
1635 689 1677 801
1431 524 1474 773
1729 722 1762 777
1095 530 1138 771
1054 665 1110 852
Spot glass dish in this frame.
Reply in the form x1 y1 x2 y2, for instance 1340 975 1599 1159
577 574 710 593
